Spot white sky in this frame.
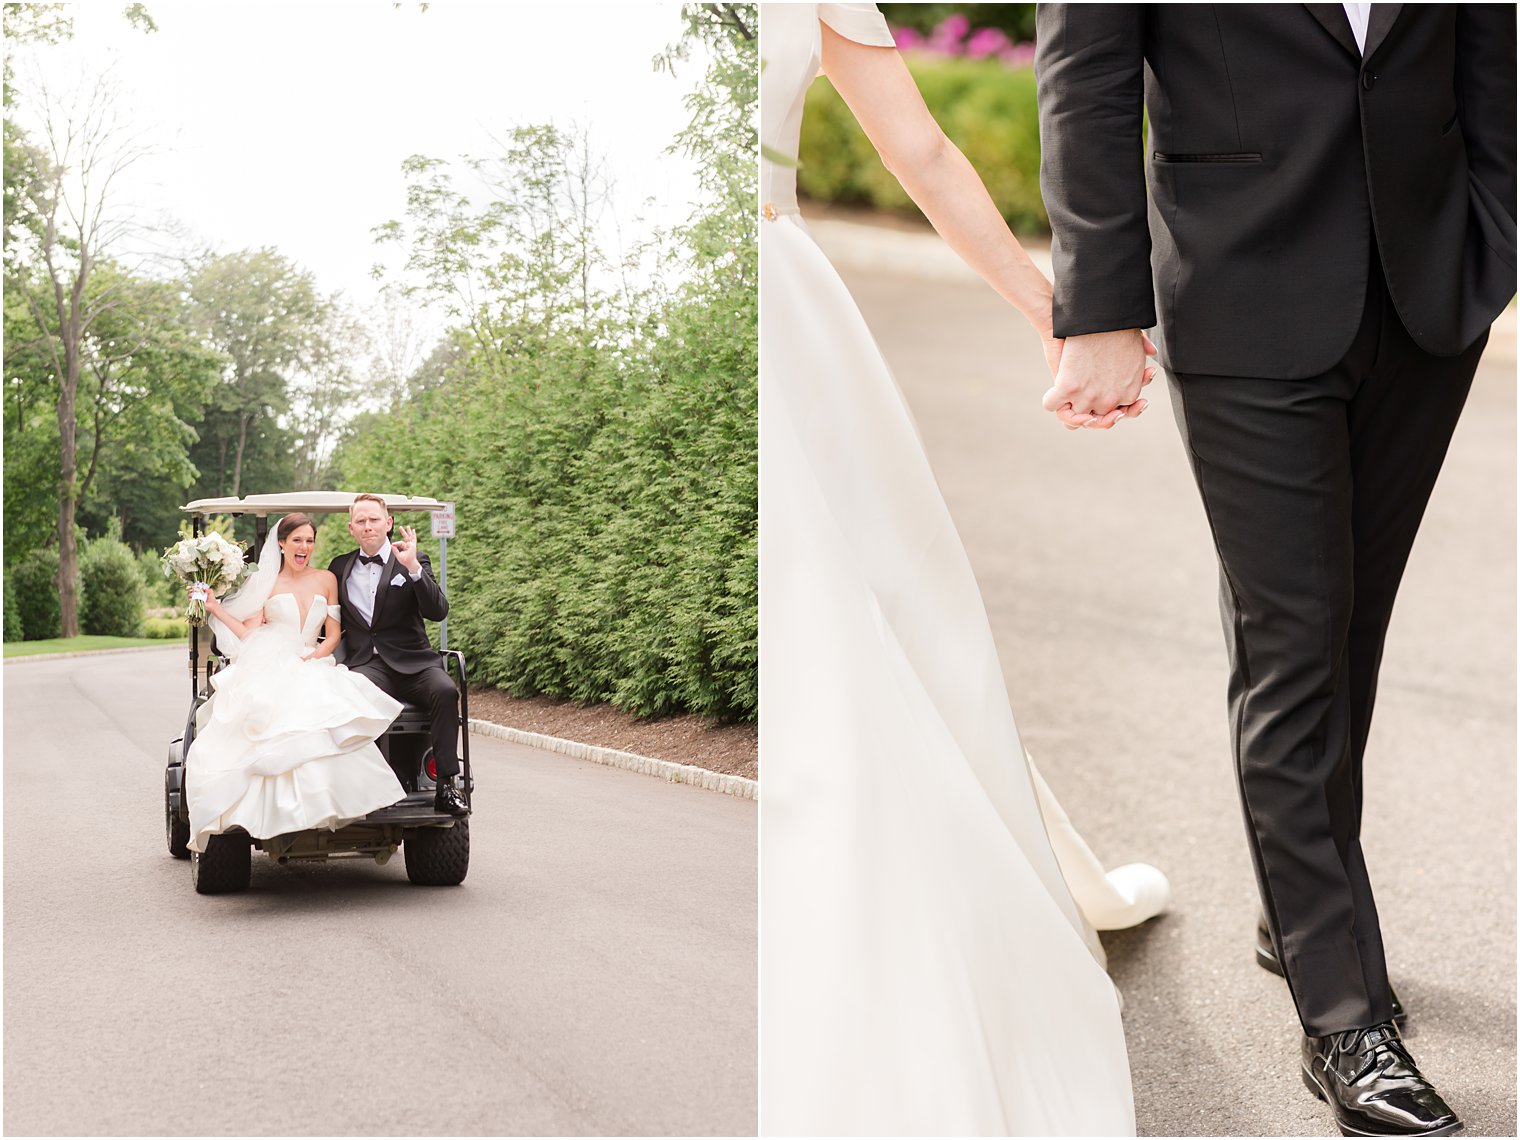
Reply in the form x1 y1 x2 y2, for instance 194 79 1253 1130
12 2 707 320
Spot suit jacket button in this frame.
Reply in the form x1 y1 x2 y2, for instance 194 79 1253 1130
1361 70 1376 90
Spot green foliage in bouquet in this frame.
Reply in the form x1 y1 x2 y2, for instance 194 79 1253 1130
80 533 147 637
10 549 63 641
798 57 1047 234
343 6 756 721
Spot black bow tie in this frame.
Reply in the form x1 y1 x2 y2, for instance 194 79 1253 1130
358 552 385 566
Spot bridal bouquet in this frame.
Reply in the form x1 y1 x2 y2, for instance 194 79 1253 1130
161 531 254 626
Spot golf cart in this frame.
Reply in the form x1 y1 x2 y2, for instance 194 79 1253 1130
163 491 473 893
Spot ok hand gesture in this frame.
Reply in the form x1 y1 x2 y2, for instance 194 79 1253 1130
392 525 422 574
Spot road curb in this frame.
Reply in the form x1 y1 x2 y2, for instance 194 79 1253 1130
4 648 760 800
467 718 758 801
3 643 181 664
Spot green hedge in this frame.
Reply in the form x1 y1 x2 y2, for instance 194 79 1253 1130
143 613 187 639
339 326 757 723
10 549 63 641
798 56 1047 234
137 548 178 608
3 571 20 642
81 537 146 637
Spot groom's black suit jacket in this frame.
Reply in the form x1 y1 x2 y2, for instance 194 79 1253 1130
1035 4 1516 378
328 548 448 674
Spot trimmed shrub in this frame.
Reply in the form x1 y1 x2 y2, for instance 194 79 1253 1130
80 537 146 637
798 57 1048 234
10 549 62 641
143 614 188 639
3 571 21 642
137 548 177 608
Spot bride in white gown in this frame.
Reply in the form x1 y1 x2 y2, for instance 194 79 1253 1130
760 5 1169 1134
185 513 405 853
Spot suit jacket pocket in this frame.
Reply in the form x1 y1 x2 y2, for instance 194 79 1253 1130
1152 151 1262 163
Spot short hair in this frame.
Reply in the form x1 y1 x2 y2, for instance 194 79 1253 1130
349 493 388 516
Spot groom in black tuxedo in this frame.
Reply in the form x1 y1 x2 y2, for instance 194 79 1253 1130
1036 5 1514 1135
329 493 467 816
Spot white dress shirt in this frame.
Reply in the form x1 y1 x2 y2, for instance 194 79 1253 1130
1343 3 1371 53
347 539 392 627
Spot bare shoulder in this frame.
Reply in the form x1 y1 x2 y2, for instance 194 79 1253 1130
313 568 339 595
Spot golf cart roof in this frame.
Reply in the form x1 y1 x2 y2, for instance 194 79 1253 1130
181 492 445 517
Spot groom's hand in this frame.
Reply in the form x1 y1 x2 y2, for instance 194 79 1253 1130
1043 329 1157 430
392 525 422 574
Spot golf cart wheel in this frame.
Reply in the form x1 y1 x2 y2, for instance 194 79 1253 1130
165 784 190 860
405 819 469 886
192 831 251 894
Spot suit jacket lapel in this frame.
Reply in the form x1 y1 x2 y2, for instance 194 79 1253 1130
1362 5 1402 62
1303 4 1361 61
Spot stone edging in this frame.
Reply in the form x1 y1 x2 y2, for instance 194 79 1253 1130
467 718 758 801
4 643 181 664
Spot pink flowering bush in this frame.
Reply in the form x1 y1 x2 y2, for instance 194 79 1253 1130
891 14 1037 69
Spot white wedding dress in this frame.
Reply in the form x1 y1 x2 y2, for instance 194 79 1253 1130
185 591 406 853
760 5 1166 1134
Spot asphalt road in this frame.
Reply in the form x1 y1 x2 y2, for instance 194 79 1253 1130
3 647 756 1137
817 216 1517 1139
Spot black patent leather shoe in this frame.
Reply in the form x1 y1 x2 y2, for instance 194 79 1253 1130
1302 1023 1461 1136
433 780 469 817
1257 917 1407 1028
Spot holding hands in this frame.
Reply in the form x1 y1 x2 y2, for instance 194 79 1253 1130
1042 328 1158 432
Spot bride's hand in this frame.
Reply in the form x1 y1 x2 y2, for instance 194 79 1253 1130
1036 322 1064 384
1028 286 1069 387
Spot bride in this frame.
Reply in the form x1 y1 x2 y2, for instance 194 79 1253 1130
761 4 1167 1134
185 513 405 853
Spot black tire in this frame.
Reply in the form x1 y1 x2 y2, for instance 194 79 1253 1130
165 783 190 860
192 831 251 894
405 819 469 886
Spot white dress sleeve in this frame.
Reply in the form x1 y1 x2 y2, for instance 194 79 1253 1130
818 3 896 48
327 605 342 621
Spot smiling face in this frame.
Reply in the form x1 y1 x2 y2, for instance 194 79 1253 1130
347 499 392 557
279 523 316 571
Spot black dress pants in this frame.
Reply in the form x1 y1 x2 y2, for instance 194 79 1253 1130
1167 257 1487 1037
352 657 461 780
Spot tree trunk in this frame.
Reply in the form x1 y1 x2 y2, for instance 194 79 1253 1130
232 412 249 498
57 340 80 639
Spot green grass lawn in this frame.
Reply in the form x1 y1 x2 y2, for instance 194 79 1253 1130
4 635 179 658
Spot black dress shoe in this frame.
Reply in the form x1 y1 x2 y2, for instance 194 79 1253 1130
1302 1022 1461 1136
1257 917 1407 1028
433 780 469 817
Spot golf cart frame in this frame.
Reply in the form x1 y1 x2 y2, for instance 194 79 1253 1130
163 491 473 893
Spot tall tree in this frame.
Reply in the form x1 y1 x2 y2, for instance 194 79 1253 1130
288 302 368 489
187 248 327 496
5 65 157 635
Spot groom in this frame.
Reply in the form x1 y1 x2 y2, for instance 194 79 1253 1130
329 493 467 817
1036 5 1514 1136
